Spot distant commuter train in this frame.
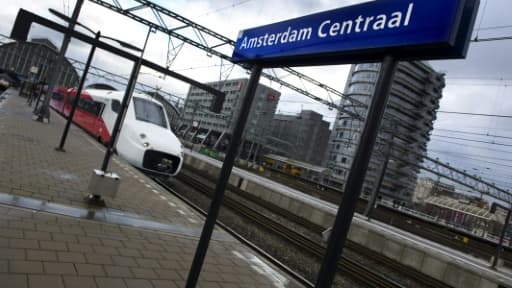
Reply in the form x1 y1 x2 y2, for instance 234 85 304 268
261 154 345 190
50 87 183 177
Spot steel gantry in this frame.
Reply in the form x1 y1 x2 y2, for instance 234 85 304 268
416 154 512 204
87 0 364 119
67 57 183 111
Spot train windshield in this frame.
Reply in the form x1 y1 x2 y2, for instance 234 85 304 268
133 97 168 128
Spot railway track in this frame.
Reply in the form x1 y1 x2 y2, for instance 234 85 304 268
259 167 512 267
168 169 454 288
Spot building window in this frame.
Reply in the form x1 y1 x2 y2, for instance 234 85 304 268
341 157 347 164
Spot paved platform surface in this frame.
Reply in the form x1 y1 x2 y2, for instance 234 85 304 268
0 89 304 288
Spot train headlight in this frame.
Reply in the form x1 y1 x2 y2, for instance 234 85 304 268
143 142 150 148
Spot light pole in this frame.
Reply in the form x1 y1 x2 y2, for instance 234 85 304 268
34 0 84 123
86 27 153 205
49 9 143 152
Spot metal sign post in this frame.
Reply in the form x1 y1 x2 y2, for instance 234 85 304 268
55 31 100 152
99 28 153 174
186 65 262 288
315 55 397 287
364 132 395 219
34 0 84 123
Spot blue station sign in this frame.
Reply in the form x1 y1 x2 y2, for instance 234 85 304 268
232 0 479 66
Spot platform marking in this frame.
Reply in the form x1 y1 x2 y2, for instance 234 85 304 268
145 184 151 188
177 209 186 215
152 189 159 194
188 218 198 223
233 250 288 288
159 195 167 200
139 179 145 183
167 201 176 207
83 135 106 152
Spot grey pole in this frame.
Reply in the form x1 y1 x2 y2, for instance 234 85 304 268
56 31 100 152
314 56 398 288
99 27 152 173
35 0 84 122
364 132 394 219
99 60 139 173
97 28 152 176
186 65 262 288
492 207 512 268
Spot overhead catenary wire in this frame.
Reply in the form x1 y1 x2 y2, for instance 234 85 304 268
475 24 512 32
437 111 512 119
472 35 512 42
431 135 512 147
429 151 512 170
435 128 512 140
430 138 512 155
429 149 512 163
194 0 253 18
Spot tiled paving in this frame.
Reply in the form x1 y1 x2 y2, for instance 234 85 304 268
0 89 304 288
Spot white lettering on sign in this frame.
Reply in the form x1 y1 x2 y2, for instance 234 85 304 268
238 3 414 50
240 27 313 49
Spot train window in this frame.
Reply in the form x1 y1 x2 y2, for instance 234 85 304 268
133 97 168 128
78 99 104 116
52 92 64 101
111 100 121 113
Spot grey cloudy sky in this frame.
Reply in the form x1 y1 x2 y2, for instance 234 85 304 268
1 0 512 194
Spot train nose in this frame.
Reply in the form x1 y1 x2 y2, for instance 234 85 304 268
143 150 181 174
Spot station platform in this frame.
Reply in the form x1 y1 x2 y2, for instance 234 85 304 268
0 88 305 288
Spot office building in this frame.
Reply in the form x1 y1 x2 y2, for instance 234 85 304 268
267 110 331 166
179 78 280 158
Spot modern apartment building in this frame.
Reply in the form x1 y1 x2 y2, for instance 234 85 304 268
179 78 280 158
326 61 445 205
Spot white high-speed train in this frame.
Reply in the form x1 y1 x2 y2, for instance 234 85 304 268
50 87 183 177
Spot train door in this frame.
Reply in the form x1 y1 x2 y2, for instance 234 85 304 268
62 89 75 116
86 100 105 138
96 97 121 144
